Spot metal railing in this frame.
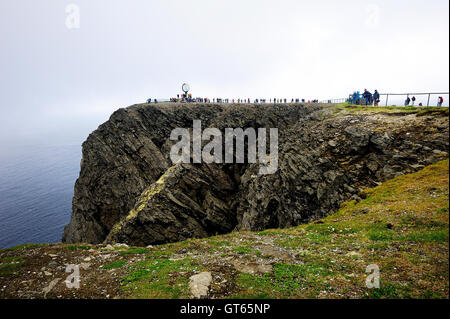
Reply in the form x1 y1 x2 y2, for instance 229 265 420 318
342 92 449 107
319 98 347 104
381 92 449 107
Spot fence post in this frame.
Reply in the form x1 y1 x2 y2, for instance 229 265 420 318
385 94 389 106
427 93 430 107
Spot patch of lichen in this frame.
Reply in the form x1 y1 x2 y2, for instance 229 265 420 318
108 165 178 239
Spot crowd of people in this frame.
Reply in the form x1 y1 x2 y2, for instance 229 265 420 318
401 94 444 107
145 96 320 104
349 89 380 106
350 90 445 107
146 92 446 107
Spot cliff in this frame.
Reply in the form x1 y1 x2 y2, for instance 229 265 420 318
62 103 449 246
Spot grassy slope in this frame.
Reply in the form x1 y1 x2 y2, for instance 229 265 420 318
120 160 449 299
1 160 448 299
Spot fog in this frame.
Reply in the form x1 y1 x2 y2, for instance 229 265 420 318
0 0 448 151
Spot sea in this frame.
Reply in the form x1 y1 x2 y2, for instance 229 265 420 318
0 144 82 249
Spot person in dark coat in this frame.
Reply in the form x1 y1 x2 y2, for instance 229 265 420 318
373 90 380 106
405 95 411 106
363 89 372 106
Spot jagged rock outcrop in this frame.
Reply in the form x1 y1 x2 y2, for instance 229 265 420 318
105 163 238 245
63 103 449 245
235 111 449 230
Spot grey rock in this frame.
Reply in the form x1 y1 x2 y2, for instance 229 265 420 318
47 262 58 269
43 278 61 298
189 272 212 299
62 103 449 246
232 260 273 274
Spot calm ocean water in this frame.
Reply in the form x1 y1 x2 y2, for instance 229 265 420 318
0 144 82 249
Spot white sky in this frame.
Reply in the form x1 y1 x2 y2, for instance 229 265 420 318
0 0 449 148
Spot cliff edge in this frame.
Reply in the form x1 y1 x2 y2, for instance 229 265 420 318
62 103 449 246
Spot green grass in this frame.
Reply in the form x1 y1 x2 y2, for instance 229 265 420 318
365 281 413 299
66 244 91 251
333 103 449 116
0 262 24 277
102 260 127 269
233 262 333 298
233 246 254 254
119 247 149 255
122 257 204 298
399 229 449 242
0 256 24 263
257 229 286 236
209 239 232 247
2 243 48 251
367 229 396 241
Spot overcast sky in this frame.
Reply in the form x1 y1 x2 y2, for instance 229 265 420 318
0 0 449 149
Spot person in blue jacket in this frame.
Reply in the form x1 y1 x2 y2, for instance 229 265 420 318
351 92 357 104
355 91 361 105
363 89 372 106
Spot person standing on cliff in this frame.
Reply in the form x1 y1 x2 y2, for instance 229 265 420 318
354 91 361 105
373 90 380 106
363 89 372 106
411 96 416 106
405 95 411 106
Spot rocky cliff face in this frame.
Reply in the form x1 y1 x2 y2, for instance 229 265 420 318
62 103 449 245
